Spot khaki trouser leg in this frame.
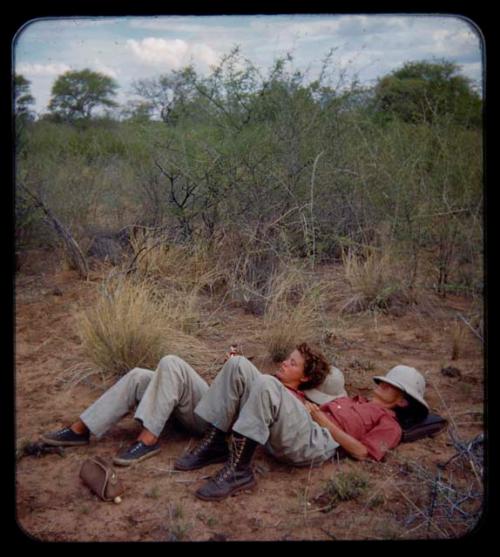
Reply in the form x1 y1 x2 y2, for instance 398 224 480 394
134 355 209 437
80 355 209 438
194 356 261 432
80 367 154 438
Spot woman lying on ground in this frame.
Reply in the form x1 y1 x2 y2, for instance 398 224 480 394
41 343 429 501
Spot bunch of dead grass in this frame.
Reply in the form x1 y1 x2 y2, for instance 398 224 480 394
259 265 328 362
76 273 209 377
341 247 412 314
129 230 225 295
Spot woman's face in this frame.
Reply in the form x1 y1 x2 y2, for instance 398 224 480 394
372 380 406 409
275 349 307 390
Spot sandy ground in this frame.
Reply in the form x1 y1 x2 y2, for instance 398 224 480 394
14 249 485 542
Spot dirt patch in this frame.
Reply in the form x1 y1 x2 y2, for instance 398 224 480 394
15 250 484 542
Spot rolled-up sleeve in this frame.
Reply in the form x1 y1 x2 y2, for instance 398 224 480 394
359 415 402 461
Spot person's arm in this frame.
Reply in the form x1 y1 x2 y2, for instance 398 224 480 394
305 401 369 460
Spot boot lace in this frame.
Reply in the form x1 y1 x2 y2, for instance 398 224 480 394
191 427 218 455
212 436 245 484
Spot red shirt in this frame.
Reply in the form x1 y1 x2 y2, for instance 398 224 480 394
320 396 402 461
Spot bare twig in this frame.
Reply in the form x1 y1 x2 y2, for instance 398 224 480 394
443 431 483 486
320 527 337 540
427 379 460 437
124 233 168 276
148 466 185 474
303 458 316 519
308 151 324 270
457 312 483 342
392 429 484 538
391 483 449 538
426 467 441 537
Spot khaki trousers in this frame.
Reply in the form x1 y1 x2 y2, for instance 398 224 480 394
80 355 209 438
80 354 338 466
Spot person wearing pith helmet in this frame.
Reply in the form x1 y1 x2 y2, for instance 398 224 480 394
373 365 429 414
303 363 429 463
181 353 432 502
189 358 431 502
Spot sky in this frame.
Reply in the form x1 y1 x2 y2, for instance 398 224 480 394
13 14 484 117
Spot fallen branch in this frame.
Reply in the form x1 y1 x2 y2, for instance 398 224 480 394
19 183 89 279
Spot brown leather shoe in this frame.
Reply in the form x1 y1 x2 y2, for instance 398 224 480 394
174 425 229 471
195 434 258 501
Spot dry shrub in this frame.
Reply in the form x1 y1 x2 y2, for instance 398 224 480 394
205 228 284 313
341 248 410 313
391 433 484 539
129 230 224 294
314 469 370 512
76 274 208 377
260 265 327 362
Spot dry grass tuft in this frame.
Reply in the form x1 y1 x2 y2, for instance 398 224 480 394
259 265 328 362
76 273 209 377
341 248 411 314
128 231 225 295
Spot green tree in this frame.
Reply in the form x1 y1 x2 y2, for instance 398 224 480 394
48 68 119 122
120 100 153 123
14 74 36 157
14 74 35 119
131 66 199 124
373 59 482 127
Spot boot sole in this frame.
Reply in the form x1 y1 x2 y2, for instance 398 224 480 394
195 477 257 502
113 447 161 467
173 453 229 471
40 435 89 447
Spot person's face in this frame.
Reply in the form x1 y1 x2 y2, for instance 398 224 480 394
372 380 407 409
275 349 308 390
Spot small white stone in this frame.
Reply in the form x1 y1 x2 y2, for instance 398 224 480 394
114 496 122 504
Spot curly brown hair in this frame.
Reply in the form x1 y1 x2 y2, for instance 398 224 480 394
295 342 330 391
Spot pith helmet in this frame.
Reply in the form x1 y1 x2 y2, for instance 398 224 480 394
304 366 347 405
373 365 429 410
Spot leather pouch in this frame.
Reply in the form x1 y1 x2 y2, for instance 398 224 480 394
79 456 125 502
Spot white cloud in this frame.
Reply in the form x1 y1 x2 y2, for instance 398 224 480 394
190 43 219 68
92 61 119 79
127 37 188 66
16 62 71 77
126 37 220 71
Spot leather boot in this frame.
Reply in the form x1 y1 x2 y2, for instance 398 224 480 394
195 433 258 501
174 425 229 471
